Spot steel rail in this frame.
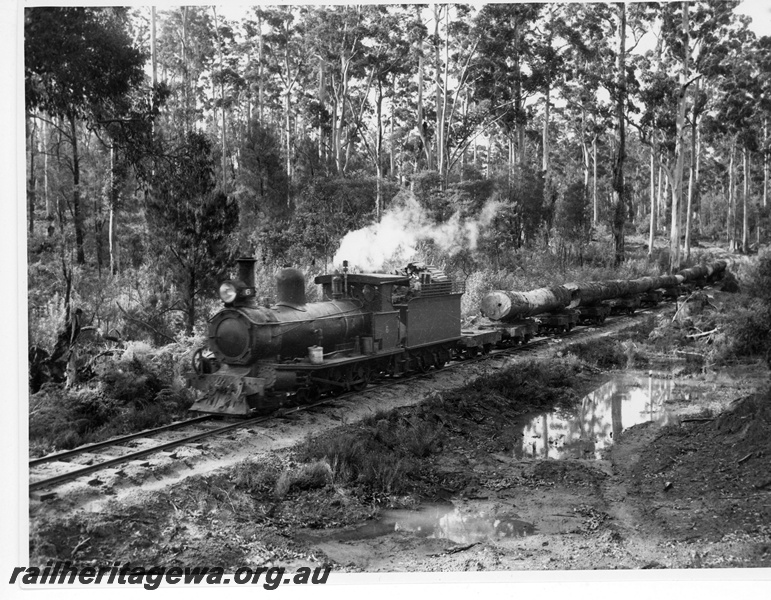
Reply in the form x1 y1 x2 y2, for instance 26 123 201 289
29 415 216 467
29 415 273 492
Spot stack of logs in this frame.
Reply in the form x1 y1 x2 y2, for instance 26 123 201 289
480 261 727 323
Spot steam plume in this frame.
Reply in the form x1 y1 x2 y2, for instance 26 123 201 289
333 193 500 272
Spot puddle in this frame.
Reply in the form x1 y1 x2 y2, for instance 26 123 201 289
303 503 534 545
514 372 679 460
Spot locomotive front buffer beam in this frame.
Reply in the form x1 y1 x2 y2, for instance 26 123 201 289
189 366 267 415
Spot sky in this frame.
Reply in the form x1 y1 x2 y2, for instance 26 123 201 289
735 0 771 37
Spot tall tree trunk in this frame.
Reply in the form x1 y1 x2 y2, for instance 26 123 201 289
95 183 103 277
317 61 326 168
514 18 525 168
390 78 397 184
593 136 598 226
440 5 450 188
684 79 701 261
284 26 294 200
762 117 768 244
742 146 749 253
415 5 431 170
542 83 550 175
434 4 445 181
69 113 85 265
611 2 627 265
151 6 157 104
181 7 190 132
657 158 665 231
27 117 36 235
375 83 384 219
109 145 117 275
648 145 656 258
43 119 53 236
212 7 228 187
669 1 689 272
186 268 196 337
728 141 736 251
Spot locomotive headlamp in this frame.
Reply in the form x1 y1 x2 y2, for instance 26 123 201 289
219 282 237 304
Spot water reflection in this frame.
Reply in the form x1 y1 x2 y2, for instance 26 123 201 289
514 373 675 460
321 504 534 544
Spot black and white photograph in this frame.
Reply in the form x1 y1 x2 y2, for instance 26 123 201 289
7 0 771 595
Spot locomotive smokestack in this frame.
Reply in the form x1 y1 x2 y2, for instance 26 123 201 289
237 257 257 289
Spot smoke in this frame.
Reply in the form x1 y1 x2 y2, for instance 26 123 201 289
333 193 501 272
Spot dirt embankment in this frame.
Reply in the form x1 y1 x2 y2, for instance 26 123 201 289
28 294 771 573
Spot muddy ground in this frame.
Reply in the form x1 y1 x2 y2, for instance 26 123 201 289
28 298 771 576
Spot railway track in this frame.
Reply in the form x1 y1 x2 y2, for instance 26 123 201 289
28 304 662 496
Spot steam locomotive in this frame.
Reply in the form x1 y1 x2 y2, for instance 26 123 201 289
188 257 727 415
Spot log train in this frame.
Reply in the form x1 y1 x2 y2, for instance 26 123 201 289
188 257 727 415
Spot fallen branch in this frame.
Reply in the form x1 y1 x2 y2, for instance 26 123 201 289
738 453 754 465
680 417 714 423
116 302 176 343
430 542 479 557
71 537 91 557
671 292 696 323
686 328 718 339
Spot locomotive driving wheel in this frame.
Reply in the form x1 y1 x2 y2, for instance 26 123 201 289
350 364 370 391
192 347 219 375
328 368 349 394
295 386 320 403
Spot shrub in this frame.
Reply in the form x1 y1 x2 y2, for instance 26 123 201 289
714 301 771 365
275 460 333 498
229 459 281 496
299 430 420 494
29 340 196 455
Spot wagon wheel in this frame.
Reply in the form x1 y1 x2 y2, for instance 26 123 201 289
413 353 431 373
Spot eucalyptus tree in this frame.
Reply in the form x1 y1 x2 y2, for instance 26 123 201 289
25 7 147 266
700 7 760 252
758 36 771 241
255 6 309 196
555 2 614 225
155 7 217 137
303 6 369 176
472 3 542 172
350 5 411 216
635 1 753 262
209 8 247 187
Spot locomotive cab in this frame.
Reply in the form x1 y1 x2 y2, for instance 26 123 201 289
314 271 409 352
